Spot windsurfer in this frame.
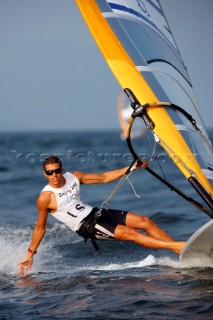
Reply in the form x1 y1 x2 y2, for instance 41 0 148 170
17 156 185 275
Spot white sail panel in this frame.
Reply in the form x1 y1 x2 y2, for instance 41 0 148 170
96 0 213 182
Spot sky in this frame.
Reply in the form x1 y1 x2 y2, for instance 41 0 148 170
0 0 212 132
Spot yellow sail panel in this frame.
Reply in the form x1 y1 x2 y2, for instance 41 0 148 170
75 0 213 197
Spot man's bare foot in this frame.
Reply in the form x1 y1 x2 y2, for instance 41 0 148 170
171 242 186 255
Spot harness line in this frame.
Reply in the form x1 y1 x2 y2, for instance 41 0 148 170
101 160 141 209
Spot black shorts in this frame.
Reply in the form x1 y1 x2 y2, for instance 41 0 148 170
94 208 128 240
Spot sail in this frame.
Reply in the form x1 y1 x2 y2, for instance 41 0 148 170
75 0 213 211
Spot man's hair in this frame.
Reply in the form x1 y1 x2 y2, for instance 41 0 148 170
43 156 62 170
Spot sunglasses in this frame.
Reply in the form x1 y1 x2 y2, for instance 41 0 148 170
45 168 62 176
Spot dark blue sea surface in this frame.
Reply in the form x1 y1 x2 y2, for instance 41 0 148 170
0 130 212 320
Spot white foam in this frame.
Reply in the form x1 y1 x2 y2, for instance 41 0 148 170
85 255 179 272
83 255 196 272
96 255 157 271
0 227 29 275
0 225 63 276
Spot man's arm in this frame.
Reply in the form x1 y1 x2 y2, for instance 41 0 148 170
16 193 49 275
73 162 147 185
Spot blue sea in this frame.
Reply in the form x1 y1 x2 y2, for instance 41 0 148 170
0 130 212 320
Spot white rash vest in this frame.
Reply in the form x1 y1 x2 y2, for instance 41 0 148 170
42 172 93 231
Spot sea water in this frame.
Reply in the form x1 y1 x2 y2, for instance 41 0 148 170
0 130 212 319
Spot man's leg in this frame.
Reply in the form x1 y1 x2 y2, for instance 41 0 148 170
126 212 174 242
114 212 185 254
